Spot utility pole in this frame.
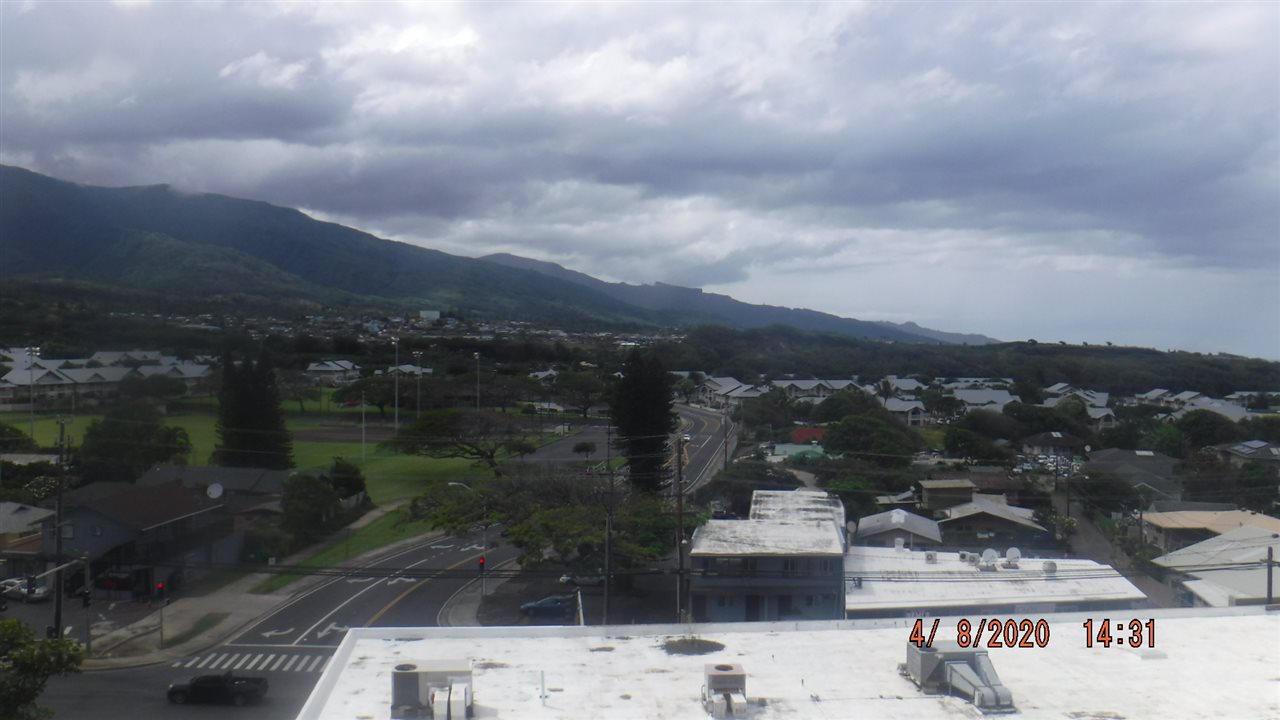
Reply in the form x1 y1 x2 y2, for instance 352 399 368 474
675 433 686 623
474 352 481 410
413 350 423 420
361 391 366 462
392 337 399 431
82 556 92 656
53 418 66 639
603 424 613 626
1267 546 1274 605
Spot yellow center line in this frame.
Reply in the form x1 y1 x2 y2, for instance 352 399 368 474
365 551 485 626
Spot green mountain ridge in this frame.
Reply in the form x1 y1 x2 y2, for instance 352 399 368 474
0 164 945 341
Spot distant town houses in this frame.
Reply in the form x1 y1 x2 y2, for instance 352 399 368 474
305 359 362 386
0 347 212 410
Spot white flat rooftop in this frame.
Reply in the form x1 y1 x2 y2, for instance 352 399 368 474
298 609 1280 720
690 519 844 556
845 546 1146 612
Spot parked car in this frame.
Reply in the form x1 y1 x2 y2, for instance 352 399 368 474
520 594 576 618
559 571 604 587
167 671 269 706
1 577 50 603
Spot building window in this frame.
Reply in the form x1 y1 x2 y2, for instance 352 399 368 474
805 595 815 607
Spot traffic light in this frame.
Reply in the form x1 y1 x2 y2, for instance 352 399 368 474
478 556 486 574
82 591 92 608
154 581 166 600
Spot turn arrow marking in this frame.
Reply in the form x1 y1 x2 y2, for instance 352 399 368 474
261 628 294 638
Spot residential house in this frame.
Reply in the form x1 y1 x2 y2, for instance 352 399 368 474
1134 388 1171 405
918 478 975 511
1084 448 1183 502
880 397 926 426
1171 397 1253 424
1153 525 1280 607
936 495 1049 549
41 481 235 595
0 501 54 551
1141 510 1280 554
1213 439 1280 471
688 489 846 622
306 360 362 386
137 464 289 517
852 509 941 548
952 389 1016 414
1042 389 1110 408
1022 431 1085 458
694 376 746 407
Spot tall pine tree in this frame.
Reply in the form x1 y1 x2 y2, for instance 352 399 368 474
213 350 294 469
610 349 677 493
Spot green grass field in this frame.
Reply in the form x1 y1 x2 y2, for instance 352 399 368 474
251 508 437 594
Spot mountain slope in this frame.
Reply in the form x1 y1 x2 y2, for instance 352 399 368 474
482 253 995 343
0 165 659 326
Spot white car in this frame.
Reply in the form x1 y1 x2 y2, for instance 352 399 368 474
1 577 50 603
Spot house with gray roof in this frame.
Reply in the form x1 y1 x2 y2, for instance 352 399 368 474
952 388 1016 413
853 508 941 548
1084 448 1183 501
1214 439 1280 470
937 495 1049 549
1153 525 1280 607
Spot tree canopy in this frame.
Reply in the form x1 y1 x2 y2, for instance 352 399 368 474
610 350 677 492
0 618 83 720
212 350 294 469
79 402 191 483
385 409 523 476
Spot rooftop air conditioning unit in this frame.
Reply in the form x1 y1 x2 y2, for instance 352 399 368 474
900 642 1014 712
957 551 969 561
391 659 473 719
925 551 938 564
703 663 748 719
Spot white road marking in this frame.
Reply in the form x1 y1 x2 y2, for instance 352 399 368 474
196 654 218 669
214 654 238 670
305 655 325 672
281 655 299 672
269 654 287 671
232 654 252 670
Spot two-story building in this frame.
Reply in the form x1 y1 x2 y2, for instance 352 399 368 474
688 489 846 623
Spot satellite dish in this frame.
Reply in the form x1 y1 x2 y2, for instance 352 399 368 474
1042 560 1058 574
1005 547 1022 562
207 483 224 500
981 548 999 564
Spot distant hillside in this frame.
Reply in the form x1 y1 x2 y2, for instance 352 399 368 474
482 253 995 344
0 165 658 327
1 164 988 344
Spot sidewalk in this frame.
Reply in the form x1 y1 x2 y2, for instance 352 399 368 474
83 500 437 671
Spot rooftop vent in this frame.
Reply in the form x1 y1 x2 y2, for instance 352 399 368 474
1042 560 1058 575
925 551 938 564
900 642 1015 712
703 663 748 718
390 659 473 719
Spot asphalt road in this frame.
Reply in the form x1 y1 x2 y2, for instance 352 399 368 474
677 404 735 491
39 531 518 720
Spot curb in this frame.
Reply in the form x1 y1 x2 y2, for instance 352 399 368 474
436 558 519 627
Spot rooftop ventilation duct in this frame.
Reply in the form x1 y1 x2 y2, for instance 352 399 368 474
703 663 748 718
900 642 1015 712
390 659 473 719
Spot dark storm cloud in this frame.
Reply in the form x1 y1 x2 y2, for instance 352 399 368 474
1 1 1276 355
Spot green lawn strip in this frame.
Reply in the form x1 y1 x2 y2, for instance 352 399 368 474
914 427 946 450
0 412 103 447
162 611 231 648
250 509 436 595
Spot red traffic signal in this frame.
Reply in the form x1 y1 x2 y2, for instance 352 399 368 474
154 581 166 598
478 556 486 573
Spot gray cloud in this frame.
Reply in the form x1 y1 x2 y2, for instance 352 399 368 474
1 1 1276 356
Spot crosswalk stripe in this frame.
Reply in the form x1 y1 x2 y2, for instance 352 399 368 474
281 655 299 672
318 656 331 673
217 654 240 670
269 654 287 671
258 654 276 671
232 654 252 670
170 651 334 674
304 656 324 672
242 654 264 670
196 654 216 669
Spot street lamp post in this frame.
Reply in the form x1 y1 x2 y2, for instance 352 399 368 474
449 481 487 596
392 337 399 430
28 346 39 440
412 350 423 420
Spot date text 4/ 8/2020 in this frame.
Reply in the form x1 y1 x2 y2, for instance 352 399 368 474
908 618 1158 650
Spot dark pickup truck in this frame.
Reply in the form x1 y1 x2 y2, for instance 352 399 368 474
167 671 268 706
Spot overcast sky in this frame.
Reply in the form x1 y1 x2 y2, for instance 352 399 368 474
2 2 1277 358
